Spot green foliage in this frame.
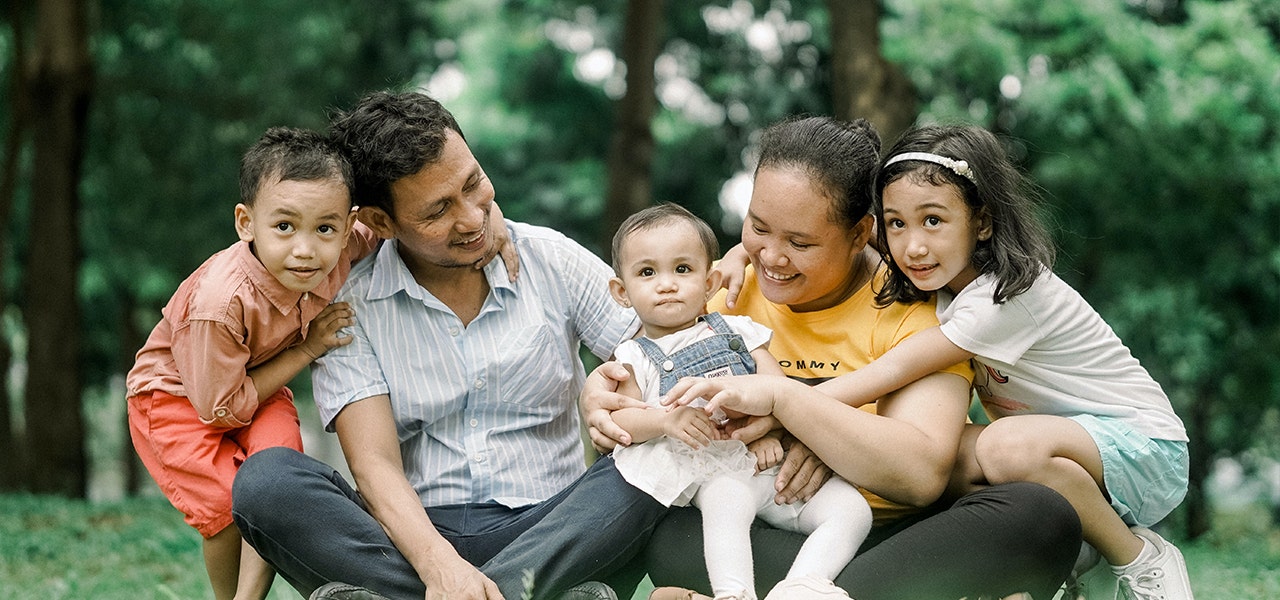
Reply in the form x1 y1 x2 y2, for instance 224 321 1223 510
0 493 1270 599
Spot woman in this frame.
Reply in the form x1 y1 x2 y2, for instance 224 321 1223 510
584 116 1081 600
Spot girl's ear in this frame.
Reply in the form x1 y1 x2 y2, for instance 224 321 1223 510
608 276 632 308
976 207 994 241
234 203 255 243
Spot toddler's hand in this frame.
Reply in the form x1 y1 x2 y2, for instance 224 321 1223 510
298 302 355 360
747 435 784 473
664 406 719 449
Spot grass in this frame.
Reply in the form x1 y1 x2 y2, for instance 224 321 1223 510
2 494 1276 600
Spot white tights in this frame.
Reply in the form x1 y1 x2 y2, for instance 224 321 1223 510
691 472 872 600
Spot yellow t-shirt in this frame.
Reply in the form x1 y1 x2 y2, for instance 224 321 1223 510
709 265 974 523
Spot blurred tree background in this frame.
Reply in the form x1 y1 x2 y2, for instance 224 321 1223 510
1 0 1278 544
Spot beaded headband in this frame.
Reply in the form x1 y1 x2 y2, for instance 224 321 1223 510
884 152 976 184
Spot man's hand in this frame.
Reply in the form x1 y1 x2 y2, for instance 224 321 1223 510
581 362 648 452
423 555 503 600
773 438 833 505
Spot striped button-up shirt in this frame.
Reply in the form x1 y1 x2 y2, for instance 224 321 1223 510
314 221 638 508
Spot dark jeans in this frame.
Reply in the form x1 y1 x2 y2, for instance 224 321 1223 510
231 447 666 600
645 481 1082 600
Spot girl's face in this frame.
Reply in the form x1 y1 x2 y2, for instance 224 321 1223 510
741 166 870 312
881 177 990 295
609 220 717 339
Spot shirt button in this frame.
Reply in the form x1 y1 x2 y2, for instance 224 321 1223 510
474 455 485 463
470 418 479 427
214 408 229 417
474 379 485 389
450 328 460 337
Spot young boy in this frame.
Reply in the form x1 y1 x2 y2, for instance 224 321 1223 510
607 203 871 600
125 127 377 600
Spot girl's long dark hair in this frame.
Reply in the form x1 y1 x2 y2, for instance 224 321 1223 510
873 125 1055 306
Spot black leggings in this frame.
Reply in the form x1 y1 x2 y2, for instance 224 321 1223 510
644 482 1081 600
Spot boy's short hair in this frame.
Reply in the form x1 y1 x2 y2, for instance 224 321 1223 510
611 203 719 274
239 127 354 207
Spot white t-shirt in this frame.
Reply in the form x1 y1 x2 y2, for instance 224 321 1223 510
937 271 1187 442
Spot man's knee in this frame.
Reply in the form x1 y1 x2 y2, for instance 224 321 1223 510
232 446 306 515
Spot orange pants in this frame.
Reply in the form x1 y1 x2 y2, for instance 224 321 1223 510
128 388 303 537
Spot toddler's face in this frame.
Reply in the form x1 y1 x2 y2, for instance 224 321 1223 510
235 177 355 294
612 221 714 339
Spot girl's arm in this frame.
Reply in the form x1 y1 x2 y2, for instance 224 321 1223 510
815 326 974 408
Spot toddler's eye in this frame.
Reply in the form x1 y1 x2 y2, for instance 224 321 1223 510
676 264 692 273
639 267 655 277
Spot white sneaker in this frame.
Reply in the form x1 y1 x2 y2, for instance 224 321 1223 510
1111 527 1194 600
763 575 850 600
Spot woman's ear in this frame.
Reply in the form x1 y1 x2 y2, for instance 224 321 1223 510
851 214 876 250
233 204 255 243
608 277 632 308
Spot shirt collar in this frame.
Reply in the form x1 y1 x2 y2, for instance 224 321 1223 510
367 239 517 302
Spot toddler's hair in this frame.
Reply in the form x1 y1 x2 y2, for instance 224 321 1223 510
239 127 353 207
756 115 881 229
329 91 465 216
874 124 1055 306
611 203 719 275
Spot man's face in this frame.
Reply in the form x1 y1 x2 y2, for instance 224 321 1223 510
364 130 497 279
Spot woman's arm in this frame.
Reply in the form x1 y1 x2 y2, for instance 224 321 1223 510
335 396 502 599
774 371 971 507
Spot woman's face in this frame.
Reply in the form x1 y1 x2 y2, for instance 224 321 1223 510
741 166 870 312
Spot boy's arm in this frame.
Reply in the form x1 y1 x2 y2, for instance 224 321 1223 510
245 302 355 406
815 326 974 408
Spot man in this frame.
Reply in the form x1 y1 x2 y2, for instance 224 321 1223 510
232 91 664 600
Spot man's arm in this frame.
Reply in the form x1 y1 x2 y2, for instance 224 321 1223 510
334 396 501 599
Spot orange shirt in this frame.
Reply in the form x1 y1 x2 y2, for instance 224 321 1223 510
126 223 378 428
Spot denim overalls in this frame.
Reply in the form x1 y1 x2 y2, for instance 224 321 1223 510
634 312 758 397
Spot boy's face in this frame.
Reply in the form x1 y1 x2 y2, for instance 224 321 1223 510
609 220 719 339
235 177 355 294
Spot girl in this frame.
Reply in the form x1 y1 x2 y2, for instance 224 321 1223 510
770 124 1191 600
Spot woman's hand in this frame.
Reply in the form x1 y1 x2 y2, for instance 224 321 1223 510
774 438 833 504
472 203 520 282
581 361 649 452
712 243 751 310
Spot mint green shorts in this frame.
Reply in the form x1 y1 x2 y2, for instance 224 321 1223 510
1069 413 1188 527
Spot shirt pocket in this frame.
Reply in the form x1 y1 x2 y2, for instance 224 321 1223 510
497 323 573 412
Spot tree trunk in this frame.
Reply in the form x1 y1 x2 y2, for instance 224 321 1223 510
599 0 664 262
826 0 916 146
0 0 29 492
1183 386 1211 539
23 0 90 496
120 291 145 495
